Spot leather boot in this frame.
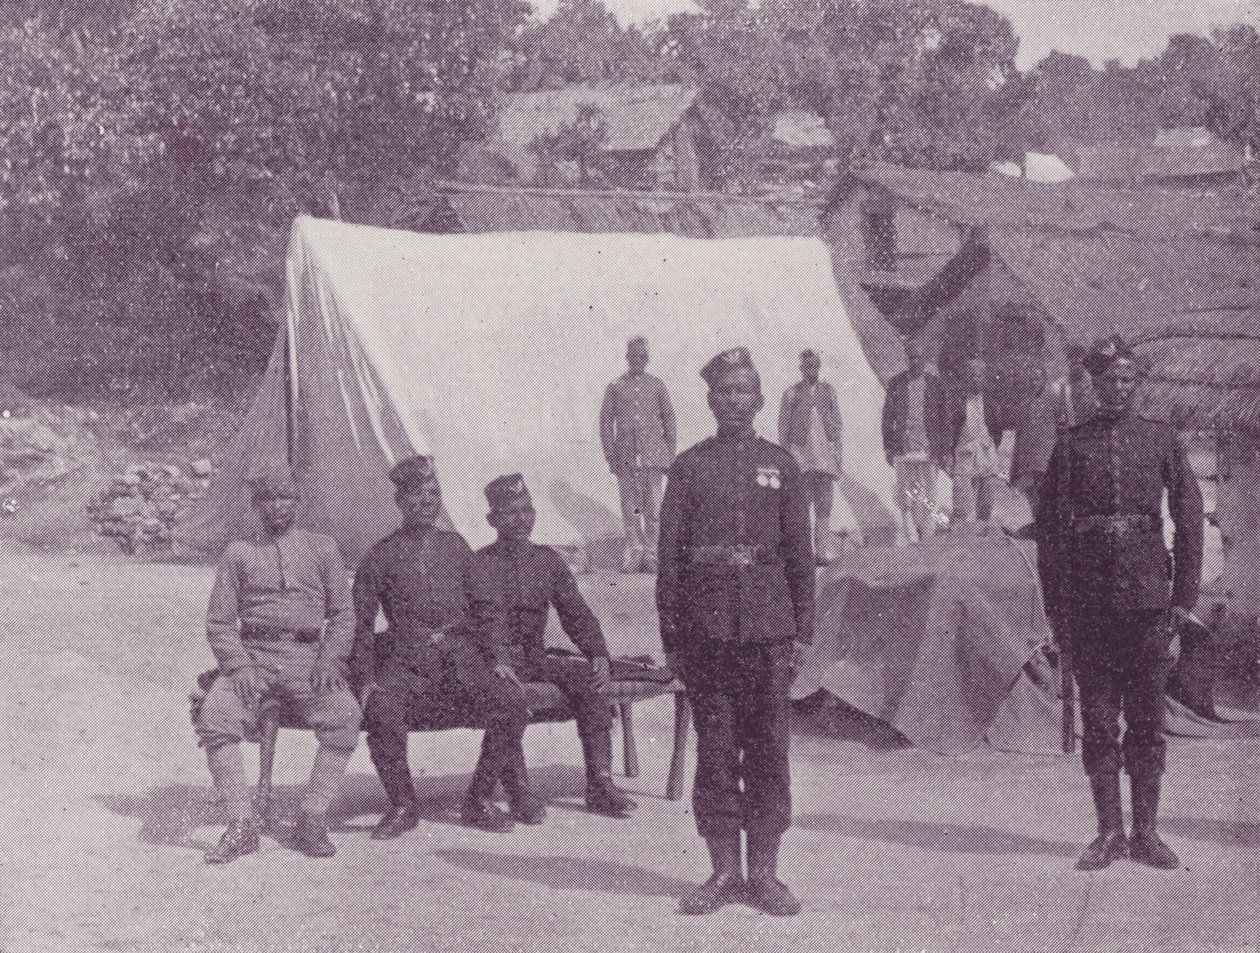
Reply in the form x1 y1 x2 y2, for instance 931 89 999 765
1128 770 1180 870
583 730 636 818
205 819 261 864
678 835 744 915
745 833 801 916
294 812 336 858
501 749 546 825
1077 772 1128 870
371 800 421 840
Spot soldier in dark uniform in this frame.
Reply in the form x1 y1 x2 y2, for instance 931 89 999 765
468 474 638 821
352 455 531 836
657 347 814 916
1036 337 1203 871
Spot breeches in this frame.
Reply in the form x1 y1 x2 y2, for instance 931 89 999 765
615 468 664 549
196 653 361 752
682 641 793 839
802 471 835 523
364 639 528 803
519 653 612 737
1072 610 1174 777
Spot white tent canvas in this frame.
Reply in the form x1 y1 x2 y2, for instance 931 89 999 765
184 216 897 566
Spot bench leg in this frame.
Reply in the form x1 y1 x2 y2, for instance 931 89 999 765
618 703 640 778
666 692 691 801
255 702 281 829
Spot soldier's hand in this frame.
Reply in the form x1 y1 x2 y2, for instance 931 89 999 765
229 665 266 707
494 664 523 688
311 663 347 694
590 656 611 694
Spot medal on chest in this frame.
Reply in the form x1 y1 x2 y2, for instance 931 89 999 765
756 466 782 489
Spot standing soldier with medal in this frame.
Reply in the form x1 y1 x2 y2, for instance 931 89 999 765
1036 337 1203 871
657 347 814 916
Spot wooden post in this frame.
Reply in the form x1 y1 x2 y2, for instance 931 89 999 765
618 703 640 778
666 692 691 801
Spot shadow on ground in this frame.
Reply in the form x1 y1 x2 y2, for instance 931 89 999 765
434 847 694 899
792 692 912 751
795 812 1080 858
97 765 588 847
1161 816 1260 849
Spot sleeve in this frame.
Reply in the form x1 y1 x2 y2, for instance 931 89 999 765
206 545 252 675
659 380 677 461
549 551 609 659
465 549 513 668
599 383 617 467
655 455 690 655
317 539 355 674
350 546 385 689
1166 430 1205 611
778 387 792 447
1034 438 1068 628
778 453 815 645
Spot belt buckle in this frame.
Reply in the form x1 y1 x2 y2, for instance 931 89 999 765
428 630 446 645
731 546 755 567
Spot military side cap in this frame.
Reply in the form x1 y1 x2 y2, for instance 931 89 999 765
1082 335 1136 376
700 346 758 384
485 473 530 510
247 466 297 500
389 454 438 488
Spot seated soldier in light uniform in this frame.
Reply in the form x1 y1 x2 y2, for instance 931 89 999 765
195 468 362 863
469 475 638 821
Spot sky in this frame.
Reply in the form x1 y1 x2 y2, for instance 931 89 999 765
531 0 1260 70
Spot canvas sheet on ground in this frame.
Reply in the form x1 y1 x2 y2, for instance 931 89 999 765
184 216 898 564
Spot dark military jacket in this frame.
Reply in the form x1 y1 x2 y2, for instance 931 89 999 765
656 428 814 654
351 525 504 686
1035 411 1203 626
468 539 609 669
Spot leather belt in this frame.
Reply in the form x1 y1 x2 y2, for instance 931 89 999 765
241 625 321 644
1071 513 1162 535
687 544 779 568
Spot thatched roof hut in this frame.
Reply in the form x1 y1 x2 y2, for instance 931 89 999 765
826 161 1260 435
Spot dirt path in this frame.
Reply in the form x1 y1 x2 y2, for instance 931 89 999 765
1 550 1258 951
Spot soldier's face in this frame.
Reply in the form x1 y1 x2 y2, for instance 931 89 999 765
255 493 297 535
489 495 536 542
627 343 649 373
801 353 821 381
396 480 442 527
1096 359 1138 414
708 367 764 430
906 346 927 376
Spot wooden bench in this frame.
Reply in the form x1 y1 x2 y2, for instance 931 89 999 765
193 655 691 825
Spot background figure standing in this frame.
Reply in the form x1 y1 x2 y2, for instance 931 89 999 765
778 349 844 564
1011 344 1097 516
1036 336 1202 872
600 336 676 573
947 357 1004 525
882 340 948 543
195 468 361 863
658 347 814 917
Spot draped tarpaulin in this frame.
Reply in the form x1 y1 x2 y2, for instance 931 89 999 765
181 216 898 566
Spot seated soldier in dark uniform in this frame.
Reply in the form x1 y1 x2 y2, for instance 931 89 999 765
468 474 637 821
658 347 814 916
196 468 361 862
1037 336 1203 871
352 455 531 835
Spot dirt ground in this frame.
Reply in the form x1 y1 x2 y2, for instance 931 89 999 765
2 548 1260 953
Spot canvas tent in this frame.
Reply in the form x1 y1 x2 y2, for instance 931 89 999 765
183 216 897 566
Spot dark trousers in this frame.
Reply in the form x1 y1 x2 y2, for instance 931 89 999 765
682 641 793 839
1073 609 1174 777
518 653 612 740
365 638 528 805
